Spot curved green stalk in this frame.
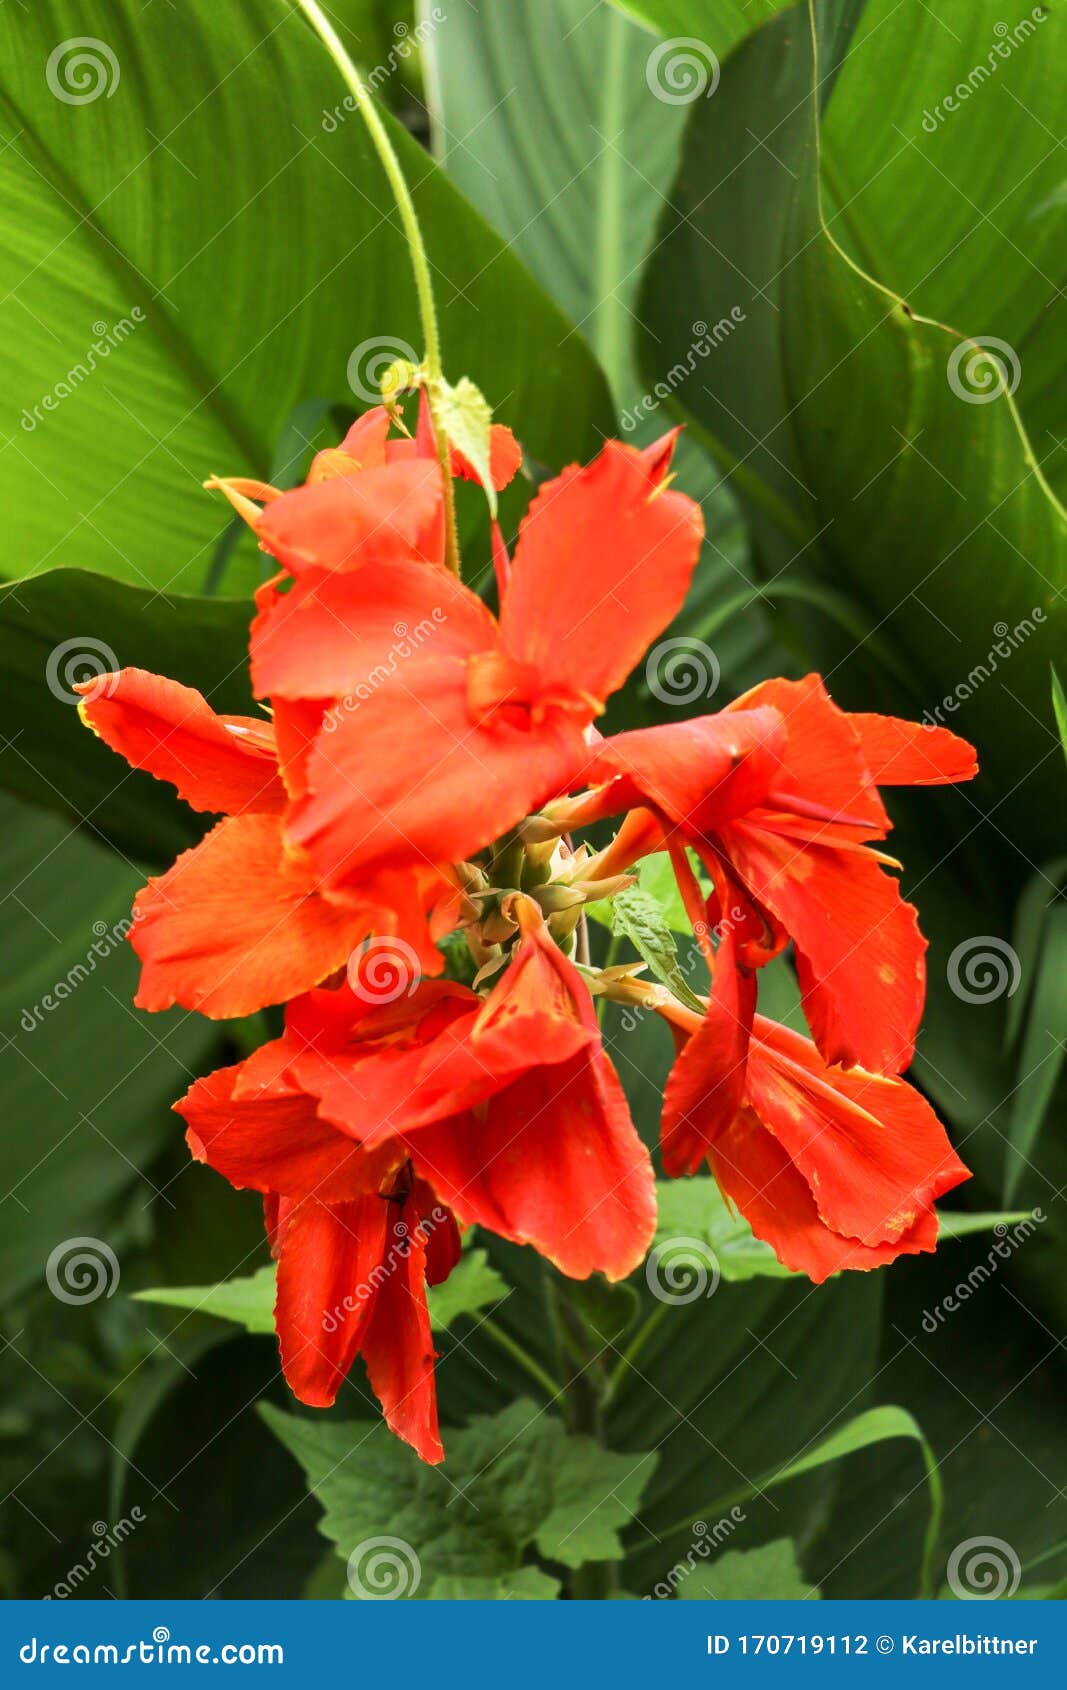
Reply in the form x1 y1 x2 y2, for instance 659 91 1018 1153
293 0 460 572
479 1318 563 1402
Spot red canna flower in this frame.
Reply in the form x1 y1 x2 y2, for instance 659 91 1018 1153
77 668 456 1017
230 897 656 1283
559 674 977 1074
179 1056 458 1461
655 930 971 1282
247 435 704 892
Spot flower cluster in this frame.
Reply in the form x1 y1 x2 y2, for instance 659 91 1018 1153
78 402 976 1463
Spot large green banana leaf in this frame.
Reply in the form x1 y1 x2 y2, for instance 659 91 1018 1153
0 0 611 598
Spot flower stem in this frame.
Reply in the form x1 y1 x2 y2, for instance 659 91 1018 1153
293 0 460 573
603 1302 669 1406
479 1318 563 1403
547 1279 620 1599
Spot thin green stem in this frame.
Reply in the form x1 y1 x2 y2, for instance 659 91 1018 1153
546 1280 620 1600
603 1302 669 1405
293 0 460 573
595 930 622 1027
479 1318 563 1403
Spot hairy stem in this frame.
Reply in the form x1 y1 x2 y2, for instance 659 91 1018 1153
293 0 460 572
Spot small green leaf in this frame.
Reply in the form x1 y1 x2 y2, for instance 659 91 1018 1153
425 1248 507 1331
566 1277 641 1347
636 852 696 934
436 375 498 515
654 1178 796 1282
134 1265 276 1334
676 1539 820 1601
609 886 705 1012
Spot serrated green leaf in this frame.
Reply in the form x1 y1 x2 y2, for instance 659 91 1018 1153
262 1397 657 1593
609 886 705 1012
428 1568 561 1600
676 1538 821 1601
637 852 698 935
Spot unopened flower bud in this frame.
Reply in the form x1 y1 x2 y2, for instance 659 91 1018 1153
531 883 586 915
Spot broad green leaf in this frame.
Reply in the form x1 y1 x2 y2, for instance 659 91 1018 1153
936 1211 1035 1242
0 0 611 596
659 1404 941 1598
1005 857 1067 1050
608 0 796 54
136 1247 508 1337
607 885 706 1011
0 567 251 861
636 0 1067 856
425 0 769 694
676 1538 820 1600
812 1236 1067 1598
427 0 686 409
1003 901 1067 1202
262 1398 658 1591
1053 667 1067 768
0 793 212 1301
